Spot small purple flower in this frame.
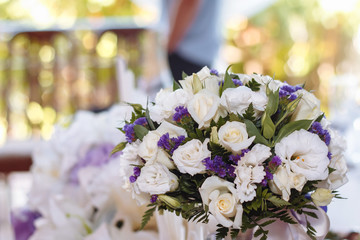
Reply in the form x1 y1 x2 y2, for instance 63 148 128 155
150 195 158 203
203 156 235 178
134 117 147 126
129 175 137 183
309 122 331 146
133 167 141 177
158 134 185 154
210 69 219 76
229 149 250 165
173 106 190 122
11 208 41 240
232 78 243 86
327 152 332 160
261 167 273 186
269 156 282 170
279 84 302 101
69 143 118 184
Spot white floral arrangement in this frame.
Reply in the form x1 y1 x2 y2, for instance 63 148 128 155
115 66 349 239
11 105 159 240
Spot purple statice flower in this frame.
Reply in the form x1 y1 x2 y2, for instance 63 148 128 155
150 195 158 203
309 122 331 146
232 78 243 86
203 156 235 178
229 149 250 165
69 143 119 184
279 84 302 101
129 167 141 183
158 133 185 154
327 152 332 160
210 69 219 76
173 106 190 123
261 167 274 187
11 208 41 240
129 175 137 183
268 156 282 170
124 117 148 143
124 123 135 143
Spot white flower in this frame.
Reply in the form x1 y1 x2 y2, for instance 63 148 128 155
218 121 255 153
187 89 225 128
220 86 268 117
275 129 329 181
318 154 348 190
179 66 221 95
149 88 191 123
291 89 322 121
156 121 188 138
311 188 334 206
172 139 210 176
269 165 306 201
136 163 179 195
234 144 271 202
138 131 175 169
239 73 284 92
199 176 243 229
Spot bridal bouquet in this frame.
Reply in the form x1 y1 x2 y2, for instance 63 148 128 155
11 105 158 240
115 66 348 239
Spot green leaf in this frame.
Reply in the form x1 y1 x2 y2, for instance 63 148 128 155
267 195 291 207
182 71 188 79
245 78 261 91
146 99 156 130
244 119 269 146
215 226 229 240
242 103 255 121
127 103 144 115
220 65 236 96
303 211 318 219
110 142 127 155
230 229 240 239
274 119 313 143
140 204 157 230
133 125 149 141
260 219 276 227
265 88 280 116
173 80 182 91
262 112 276 139
328 167 336 174
229 113 241 122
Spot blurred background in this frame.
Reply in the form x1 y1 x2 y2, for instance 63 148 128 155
0 0 359 238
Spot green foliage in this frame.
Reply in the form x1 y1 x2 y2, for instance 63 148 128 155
220 65 236 96
242 103 256 121
268 195 291 207
145 99 156 130
173 80 182 91
209 142 231 158
244 119 269 146
133 124 149 141
139 204 157 230
261 112 276 139
274 119 312 144
182 71 188 79
110 141 127 155
230 228 240 239
216 225 229 240
245 78 261 91
265 88 280 116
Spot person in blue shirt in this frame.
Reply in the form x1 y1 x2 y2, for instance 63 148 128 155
162 0 222 82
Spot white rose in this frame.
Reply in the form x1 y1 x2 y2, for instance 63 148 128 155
136 163 179 195
172 139 210 176
138 132 175 169
269 165 306 201
218 121 255 153
275 129 329 181
241 144 272 166
149 89 191 123
291 89 322 121
311 188 334 206
187 89 225 128
239 73 283 92
220 86 267 117
199 176 243 229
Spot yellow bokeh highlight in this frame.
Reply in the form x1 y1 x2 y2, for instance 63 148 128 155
26 102 44 125
39 45 55 63
38 70 54 88
96 32 117 58
0 118 8 145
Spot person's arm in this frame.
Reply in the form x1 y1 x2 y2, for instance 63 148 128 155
167 0 202 53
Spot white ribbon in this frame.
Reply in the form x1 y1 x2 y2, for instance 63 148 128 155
253 206 330 240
